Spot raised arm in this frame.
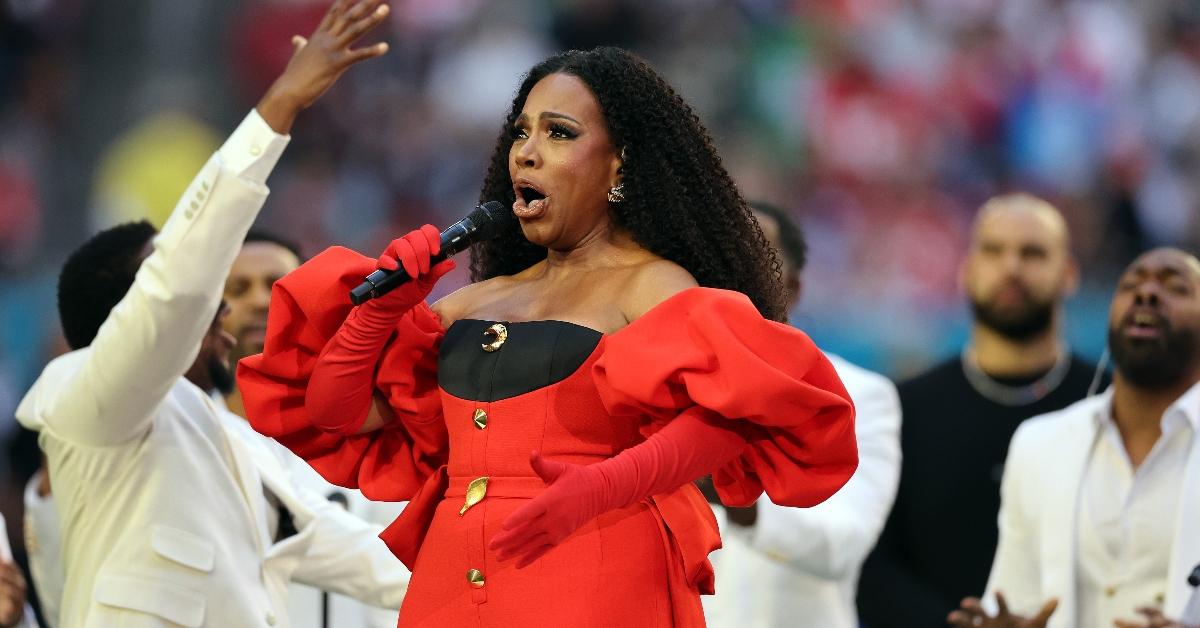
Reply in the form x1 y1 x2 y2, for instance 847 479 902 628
35 0 392 447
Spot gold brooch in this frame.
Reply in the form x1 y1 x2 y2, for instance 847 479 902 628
459 476 489 516
481 323 508 352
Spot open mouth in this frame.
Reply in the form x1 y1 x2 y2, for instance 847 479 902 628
1124 310 1165 339
513 182 549 219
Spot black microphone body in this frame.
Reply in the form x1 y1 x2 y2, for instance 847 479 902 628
1189 563 1200 587
350 201 508 305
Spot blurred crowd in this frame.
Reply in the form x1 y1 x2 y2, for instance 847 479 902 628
2 0 1200 623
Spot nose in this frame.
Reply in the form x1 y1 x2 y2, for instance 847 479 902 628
251 282 271 312
513 135 540 169
1000 249 1022 275
1133 281 1161 306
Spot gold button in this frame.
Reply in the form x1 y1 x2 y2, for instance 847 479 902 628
459 476 489 516
1105 585 1117 597
266 610 277 625
473 409 488 430
482 323 508 352
250 145 263 156
467 568 485 588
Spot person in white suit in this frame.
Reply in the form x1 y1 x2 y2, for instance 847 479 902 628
219 232 404 628
702 203 902 628
21 321 410 628
951 247 1200 628
15 3 403 625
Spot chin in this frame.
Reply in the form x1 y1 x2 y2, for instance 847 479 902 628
517 221 557 248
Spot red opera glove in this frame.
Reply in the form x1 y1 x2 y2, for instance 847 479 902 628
304 225 454 433
489 407 747 567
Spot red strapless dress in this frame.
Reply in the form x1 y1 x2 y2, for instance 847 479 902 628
237 247 857 628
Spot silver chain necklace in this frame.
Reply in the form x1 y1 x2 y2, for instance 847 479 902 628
960 345 1071 407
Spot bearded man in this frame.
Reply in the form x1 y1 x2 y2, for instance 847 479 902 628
948 247 1200 628
859 194 1102 628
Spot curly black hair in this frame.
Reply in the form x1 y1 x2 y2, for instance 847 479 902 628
470 47 786 321
58 220 157 349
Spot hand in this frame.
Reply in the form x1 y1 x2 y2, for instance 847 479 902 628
489 452 607 568
257 0 391 133
0 562 26 628
367 224 455 313
1114 606 1192 628
948 592 1057 628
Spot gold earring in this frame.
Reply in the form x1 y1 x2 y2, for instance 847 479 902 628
607 184 625 203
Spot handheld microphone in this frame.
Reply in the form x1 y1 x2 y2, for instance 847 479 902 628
349 201 510 305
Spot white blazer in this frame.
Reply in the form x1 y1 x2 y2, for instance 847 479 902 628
278 457 405 628
209 396 406 628
14 110 402 628
703 356 902 628
22 408 409 628
985 384 1200 627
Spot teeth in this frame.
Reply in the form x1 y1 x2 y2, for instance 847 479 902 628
1132 313 1159 327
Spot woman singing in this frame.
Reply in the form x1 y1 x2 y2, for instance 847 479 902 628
239 47 857 627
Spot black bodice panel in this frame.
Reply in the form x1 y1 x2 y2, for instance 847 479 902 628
438 319 603 402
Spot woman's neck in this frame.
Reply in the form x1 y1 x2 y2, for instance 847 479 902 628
542 225 644 275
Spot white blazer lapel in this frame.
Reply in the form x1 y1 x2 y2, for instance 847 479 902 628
212 405 272 552
1040 408 1101 628
1166 432 1200 617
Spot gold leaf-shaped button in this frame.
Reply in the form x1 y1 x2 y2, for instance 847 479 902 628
466 568 485 588
473 409 488 430
481 323 508 352
459 476 489 516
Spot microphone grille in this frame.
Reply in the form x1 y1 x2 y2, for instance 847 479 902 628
470 201 512 239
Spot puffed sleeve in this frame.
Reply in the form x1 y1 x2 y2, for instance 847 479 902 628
237 246 448 501
593 287 857 508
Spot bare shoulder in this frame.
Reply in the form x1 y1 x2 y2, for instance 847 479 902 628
621 258 698 322
432 276 510 328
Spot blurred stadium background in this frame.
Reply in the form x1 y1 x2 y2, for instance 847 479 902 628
2 0 1198 466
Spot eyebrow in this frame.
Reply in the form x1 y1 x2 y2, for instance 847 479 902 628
1127 264 1191 280
515 111 582 125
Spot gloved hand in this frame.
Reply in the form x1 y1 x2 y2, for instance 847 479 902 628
488 407 747 567
305 225 454 433
370 224 455 313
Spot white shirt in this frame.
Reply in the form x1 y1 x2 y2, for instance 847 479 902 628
1076 391 1195 627
703 355 902 628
